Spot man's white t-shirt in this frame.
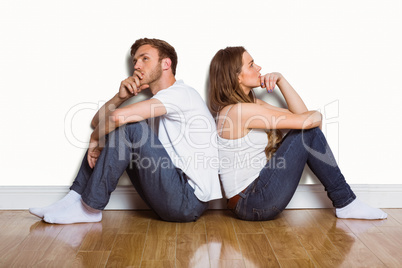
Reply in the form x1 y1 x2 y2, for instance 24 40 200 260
151 80 222 202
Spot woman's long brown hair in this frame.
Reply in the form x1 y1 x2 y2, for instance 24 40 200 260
208 46 282 161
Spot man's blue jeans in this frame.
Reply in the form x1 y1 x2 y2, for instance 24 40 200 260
233 128 356 221
70 121 208 222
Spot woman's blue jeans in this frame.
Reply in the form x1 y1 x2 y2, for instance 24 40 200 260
233 128 356 221
70 121 208 222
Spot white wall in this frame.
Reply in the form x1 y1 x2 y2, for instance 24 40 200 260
1 0 401 187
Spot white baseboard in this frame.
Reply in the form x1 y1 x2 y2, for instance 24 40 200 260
0 184 401 210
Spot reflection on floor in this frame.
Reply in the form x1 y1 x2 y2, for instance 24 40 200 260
0 209 401 267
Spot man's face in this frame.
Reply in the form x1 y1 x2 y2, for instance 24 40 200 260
132 44 163 86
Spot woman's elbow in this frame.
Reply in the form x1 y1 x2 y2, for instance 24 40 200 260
303 111 322 129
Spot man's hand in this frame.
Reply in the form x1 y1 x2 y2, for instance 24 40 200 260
87 138 102 169
119 70 150 100
260 72 283 93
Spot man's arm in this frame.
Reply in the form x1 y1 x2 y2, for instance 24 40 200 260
91 71 149 129
91 93 127 129
91 98 166 141
87 98 167 168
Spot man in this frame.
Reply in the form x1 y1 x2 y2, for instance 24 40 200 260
29 38 222 224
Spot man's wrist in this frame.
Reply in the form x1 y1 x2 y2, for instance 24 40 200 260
116 93 130 103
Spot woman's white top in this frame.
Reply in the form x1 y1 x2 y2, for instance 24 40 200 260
217 106 268 199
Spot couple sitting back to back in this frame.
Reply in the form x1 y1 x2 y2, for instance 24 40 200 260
30 38 387 224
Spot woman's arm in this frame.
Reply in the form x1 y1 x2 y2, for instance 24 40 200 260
219 103 321 140
240 103 321 130
255 99 292 114
260 72 308 114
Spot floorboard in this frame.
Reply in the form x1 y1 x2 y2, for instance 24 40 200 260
0 209 400 267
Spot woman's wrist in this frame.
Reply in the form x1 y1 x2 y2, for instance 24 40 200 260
274 72 284 84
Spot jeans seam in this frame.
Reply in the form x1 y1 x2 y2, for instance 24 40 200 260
336 195 356 208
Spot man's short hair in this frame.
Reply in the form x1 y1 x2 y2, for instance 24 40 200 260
131 38 178 75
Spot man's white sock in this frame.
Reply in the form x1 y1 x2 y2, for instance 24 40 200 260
43 198 102 224
29 190 81 219
336 198 387 220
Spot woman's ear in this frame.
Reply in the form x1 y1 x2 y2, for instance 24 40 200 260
162 58 172 71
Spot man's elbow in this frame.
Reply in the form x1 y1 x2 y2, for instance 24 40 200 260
91 119 97 129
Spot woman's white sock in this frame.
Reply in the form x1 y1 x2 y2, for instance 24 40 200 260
29 190 81 219
336 199 387 220
43 198 102 224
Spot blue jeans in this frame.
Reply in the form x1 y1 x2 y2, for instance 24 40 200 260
70 121 208 222
233 128 356 221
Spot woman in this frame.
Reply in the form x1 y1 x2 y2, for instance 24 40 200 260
208 46 387 221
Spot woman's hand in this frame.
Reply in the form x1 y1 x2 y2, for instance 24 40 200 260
260 72 283 93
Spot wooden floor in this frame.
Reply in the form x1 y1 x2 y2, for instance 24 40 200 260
0 209 401 267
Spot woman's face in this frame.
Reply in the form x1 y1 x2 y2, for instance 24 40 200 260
238 51 262 94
